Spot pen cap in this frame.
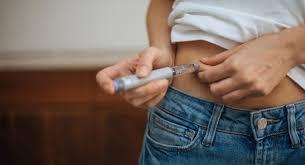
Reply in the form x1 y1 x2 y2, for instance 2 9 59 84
113 79 125 93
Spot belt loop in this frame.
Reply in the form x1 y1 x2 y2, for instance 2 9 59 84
202 104 224 147
286 104 301 148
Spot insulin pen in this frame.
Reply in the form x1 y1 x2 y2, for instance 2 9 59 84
113 63 200 93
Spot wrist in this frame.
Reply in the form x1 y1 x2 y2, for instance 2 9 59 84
278 27 305 66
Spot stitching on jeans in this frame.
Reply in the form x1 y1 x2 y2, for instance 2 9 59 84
155 105 206 128
154 106 200 131
145 126 202 152
152 113 196 139
216 129 251 137
168 86 305 112
155 105 252 137
155 104 305 138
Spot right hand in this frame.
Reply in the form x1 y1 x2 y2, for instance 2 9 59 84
96 47 174 109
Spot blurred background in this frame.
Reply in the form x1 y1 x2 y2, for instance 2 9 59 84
0 0 150 164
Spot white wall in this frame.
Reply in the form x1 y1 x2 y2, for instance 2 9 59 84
0 0 150 51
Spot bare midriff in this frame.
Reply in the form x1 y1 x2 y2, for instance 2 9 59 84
172 41 305 110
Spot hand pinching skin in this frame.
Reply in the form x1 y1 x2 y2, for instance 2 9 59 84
197 34 298 102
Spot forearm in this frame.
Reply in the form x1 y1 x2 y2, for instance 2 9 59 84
279 26 305 65
146 0 176 65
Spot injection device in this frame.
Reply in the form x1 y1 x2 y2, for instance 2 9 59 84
113 63 200 93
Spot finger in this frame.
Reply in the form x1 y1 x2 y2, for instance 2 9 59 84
197 62 212 72
222 89 252 102
136 47 162 77
197 71 207 83
126 92 160 108
196 61 214 82
121 79 169 99
200 45 242 66
96 54 142 95
143 90 167 108
200 53 230 66
96 59 138 95
101 58 137 79
96 69 117 95
209 78 240 97
198 63 232 83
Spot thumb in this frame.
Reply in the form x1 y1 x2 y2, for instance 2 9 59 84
136 47 162 78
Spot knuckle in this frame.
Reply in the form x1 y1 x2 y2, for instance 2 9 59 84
197 72 204 80
238 74 254 85
252 81 262 91
260 88 270 96
229 60 239 72
252 80 268 96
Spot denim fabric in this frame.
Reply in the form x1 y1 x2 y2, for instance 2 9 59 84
139 86 305 165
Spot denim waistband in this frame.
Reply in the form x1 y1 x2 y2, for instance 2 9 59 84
156 86 305 142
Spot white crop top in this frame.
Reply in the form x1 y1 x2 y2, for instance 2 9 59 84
168 0 305 90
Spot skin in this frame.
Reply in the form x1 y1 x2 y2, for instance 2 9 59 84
96 0 305 109
198 27 305 102
96 0 175 109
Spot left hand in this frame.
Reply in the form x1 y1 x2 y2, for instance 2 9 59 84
198 33 298 102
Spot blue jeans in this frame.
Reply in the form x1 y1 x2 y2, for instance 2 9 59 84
139 86 305 165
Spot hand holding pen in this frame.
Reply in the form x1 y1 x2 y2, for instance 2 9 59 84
96 47 175 109
113 63 199 93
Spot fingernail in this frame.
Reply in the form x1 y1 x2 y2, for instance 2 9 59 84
137 66 148 77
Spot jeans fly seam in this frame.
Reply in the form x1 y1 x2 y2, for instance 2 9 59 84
202 104 224 146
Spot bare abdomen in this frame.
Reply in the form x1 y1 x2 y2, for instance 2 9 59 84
172 41 305 110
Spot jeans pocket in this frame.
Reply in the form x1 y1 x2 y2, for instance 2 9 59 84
145 106 201 152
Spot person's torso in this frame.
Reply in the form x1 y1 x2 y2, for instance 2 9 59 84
169 0 305 105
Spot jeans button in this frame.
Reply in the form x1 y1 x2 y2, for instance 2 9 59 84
257 118 267 129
